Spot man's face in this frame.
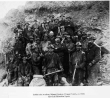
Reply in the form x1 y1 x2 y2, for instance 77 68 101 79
23 59 26 64
66 18 71 22
76 45 81 51
88 41 94 48
34 21 37 24
28 26 31 31
44 18 47 23
55 39 60 45
45 24 49 30
51 16 54 21
60 16 65 20
54 19 59 24
49 33 54 38
48 47 53 52
44 36 48 41
25 24 29 28
19 31 22 35
35 28 38 32
32 52 39 61
41 23 45 28
30 39 33 43
17 24 21 28
36 39 40 44
60 26 65 32
67 37 71 42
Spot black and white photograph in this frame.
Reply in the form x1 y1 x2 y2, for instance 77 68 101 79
0 1 109 87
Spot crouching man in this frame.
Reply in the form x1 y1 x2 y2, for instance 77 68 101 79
17 57 32 86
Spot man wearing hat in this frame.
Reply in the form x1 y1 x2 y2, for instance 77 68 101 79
58 25 69 40
54 37 62 49
25 36 34 56
54 38 69 78
59 14 66 26
48 15 55 30
14 22 23 39
42 42 63 86
23 22 30 38
32 19 39 30
43 17 48 24
16 22 23 30
70 42 86 86
48 31 55 44
85 36 101 83
65 16 74 27
44 22 50 34
81 34 89 53
65 35 75 54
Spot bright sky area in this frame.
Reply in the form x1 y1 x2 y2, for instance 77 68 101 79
0 1 26 52
0 1 26 19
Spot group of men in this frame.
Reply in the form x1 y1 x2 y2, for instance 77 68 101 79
6 14 101 86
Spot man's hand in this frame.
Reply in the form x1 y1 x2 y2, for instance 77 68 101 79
75 63 78 68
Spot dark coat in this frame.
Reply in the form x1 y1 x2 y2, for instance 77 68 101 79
18 62 32 77
86 43 101 64
54 46 69 75
43 52 62 70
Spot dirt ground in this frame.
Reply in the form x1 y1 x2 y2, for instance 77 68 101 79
0 53 110 86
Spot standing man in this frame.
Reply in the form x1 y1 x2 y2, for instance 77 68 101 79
43 43 63 86
70 42 86 86
48 31 55 44
85 36 101 83
54 38 69 78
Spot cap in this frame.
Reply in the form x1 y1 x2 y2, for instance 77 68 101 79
49 31 54 36
76 42 82 46
60 25 65 29
66 16 72 19
55 37 60 42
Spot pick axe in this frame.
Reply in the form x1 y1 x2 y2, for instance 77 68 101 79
72 62 77 85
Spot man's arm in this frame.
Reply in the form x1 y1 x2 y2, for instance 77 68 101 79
92 46 101 65
79 52 86 69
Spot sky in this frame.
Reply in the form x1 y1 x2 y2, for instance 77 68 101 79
0 1 26 19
